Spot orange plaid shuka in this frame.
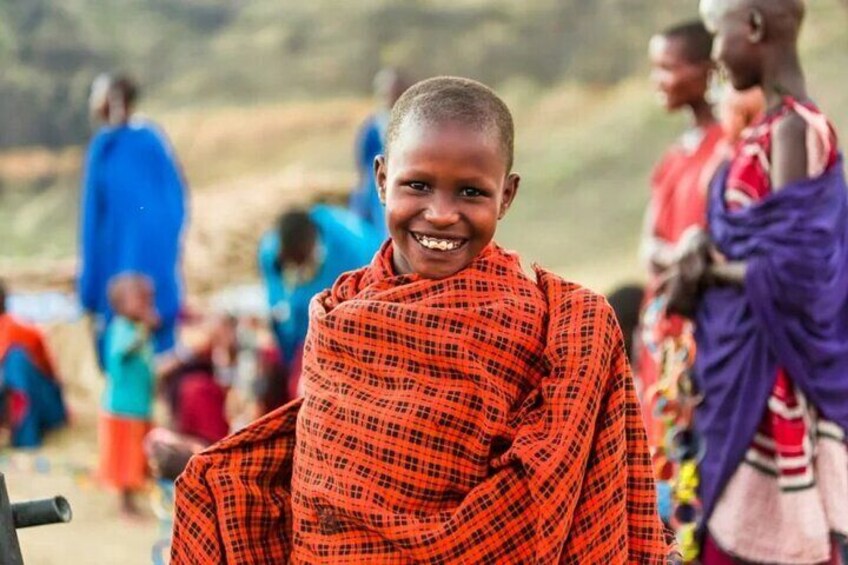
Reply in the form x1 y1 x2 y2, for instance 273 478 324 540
171 244 670 564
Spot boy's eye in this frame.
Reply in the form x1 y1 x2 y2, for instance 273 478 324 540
460 186 485 198
407 181 428 191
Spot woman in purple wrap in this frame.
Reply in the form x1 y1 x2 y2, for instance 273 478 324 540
667 0 848 562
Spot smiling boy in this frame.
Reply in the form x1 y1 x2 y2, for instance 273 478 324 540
171 77 670 564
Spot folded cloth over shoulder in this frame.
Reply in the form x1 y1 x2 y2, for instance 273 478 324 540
695 160 848 523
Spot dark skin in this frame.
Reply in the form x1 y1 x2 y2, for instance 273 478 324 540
91 85 134 126
645 34 717 275
674 0 809 292
375 118 519 280
649 34 717 130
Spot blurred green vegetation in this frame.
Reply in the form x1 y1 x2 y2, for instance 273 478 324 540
0 0 697 148
1 0 846 291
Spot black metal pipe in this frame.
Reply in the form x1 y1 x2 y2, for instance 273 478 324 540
0 474 24 565
11 497 72 529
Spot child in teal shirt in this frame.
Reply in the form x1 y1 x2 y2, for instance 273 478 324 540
98 273 159 516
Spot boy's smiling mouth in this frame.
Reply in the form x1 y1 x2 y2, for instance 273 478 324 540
412 231 467 252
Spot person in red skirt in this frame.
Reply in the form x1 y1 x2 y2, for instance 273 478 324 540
98 273 159 516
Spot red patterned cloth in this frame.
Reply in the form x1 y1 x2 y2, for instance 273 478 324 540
638 124 724 446
171 244 671 563
651 123 724 243
724 97 838 210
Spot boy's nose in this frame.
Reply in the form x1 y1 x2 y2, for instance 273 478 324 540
423 195 460 227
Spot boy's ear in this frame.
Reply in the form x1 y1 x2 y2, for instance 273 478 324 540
748 9 765 43
498 173 520 219
374 155 387 205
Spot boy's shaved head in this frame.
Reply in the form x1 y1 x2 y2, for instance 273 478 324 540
659 21 714 64
385 76 515 172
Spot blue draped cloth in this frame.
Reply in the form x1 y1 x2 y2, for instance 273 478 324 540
78 120 187 357
258 204 381 363
694 159 848 523
347 113 388 240
2 348 67 447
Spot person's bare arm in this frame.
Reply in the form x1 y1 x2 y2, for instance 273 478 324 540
706 260 747 286
772 111 809 191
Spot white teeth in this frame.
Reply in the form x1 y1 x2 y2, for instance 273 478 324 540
414 234 463 251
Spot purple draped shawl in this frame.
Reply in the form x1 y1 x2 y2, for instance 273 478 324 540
694 159 848 523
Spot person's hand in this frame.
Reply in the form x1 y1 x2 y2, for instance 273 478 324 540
143 310 162 332
674 228 710 265
664 269 699 318
155 352 181 379
664 230 712 317
675 229 711 285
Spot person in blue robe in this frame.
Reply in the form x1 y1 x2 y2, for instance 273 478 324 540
78 74 187 366
258 205 380 380
347 69 409 241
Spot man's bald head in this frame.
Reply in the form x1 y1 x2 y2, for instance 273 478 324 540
702 0 805 41
701 0 805 89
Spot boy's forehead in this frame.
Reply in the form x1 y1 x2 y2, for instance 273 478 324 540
394 115 501 156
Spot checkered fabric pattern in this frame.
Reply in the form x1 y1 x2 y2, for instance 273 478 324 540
171 244 671 564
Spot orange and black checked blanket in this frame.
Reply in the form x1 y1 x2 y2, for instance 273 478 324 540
171 244 671 564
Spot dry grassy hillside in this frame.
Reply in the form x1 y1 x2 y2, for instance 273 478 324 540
1 0 846 295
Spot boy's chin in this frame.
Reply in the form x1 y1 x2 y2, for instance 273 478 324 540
409 259 472 280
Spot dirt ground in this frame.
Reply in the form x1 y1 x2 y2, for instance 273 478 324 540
3 321 163 565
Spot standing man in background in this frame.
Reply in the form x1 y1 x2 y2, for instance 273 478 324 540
348 68 409 240
78 74 188 367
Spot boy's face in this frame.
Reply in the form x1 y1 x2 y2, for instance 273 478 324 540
701 0 762 91
649 35 710 112
121 281 156 323
376 119 519 279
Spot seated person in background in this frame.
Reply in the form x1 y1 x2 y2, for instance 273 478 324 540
257 204 380 397
0 280 67 448
148 313 287 481
147 314 234 483
158 313 235 445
